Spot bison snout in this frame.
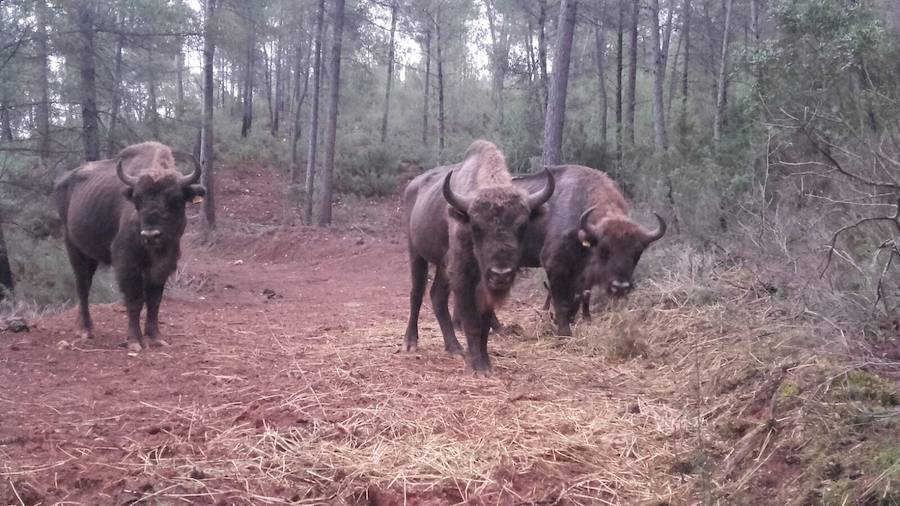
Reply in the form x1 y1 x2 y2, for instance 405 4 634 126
486 267 515 291
608 279 633 297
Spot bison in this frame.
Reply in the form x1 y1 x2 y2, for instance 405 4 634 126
54 142 205 351
403 140 554 375
515 165 666 336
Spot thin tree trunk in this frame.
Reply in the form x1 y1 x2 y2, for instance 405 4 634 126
241 8 256 138
0 96 13 141
484 0 509 125
0 219 13 300
625 0 638 146
147 51 160 139
749 0 758 42
290 27 313 184
615 0 624 168
422 28 431 146
681 0 691 115
595 15 608 149
201 0 218 232
380 1 398 144
35 0 51 166
542 0 577 166
273 25 284 135
304 0 325 224
107 31 124 157
176 36 185 120
713 0 733 147
317 0 346 226
537 0 549 113
264 43 275 132
77 3 100 161
666 23 683 116
436 13 446 152
649 0 668 150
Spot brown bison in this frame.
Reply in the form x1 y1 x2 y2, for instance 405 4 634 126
515 165 666 336
403 140 554 375
54 142 205 351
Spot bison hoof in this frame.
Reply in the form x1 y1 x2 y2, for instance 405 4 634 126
445 343 464 356
471 368 492 379
403 343 418 353
77 330 93 340
126 341 143 353
148 339 170 348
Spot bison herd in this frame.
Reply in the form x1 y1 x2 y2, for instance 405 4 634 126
53 140 665 375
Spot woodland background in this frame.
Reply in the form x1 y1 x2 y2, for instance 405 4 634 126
0 0 898 341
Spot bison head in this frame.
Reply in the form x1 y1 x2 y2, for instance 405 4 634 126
443 169 555 300
577 208 666 297
117 155 205 249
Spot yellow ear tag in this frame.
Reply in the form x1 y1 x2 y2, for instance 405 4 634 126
192 196 204 204
582 240 591 248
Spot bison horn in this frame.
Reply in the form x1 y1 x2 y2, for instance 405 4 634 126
174 152 202 186
442 171 472 213
579 206 598 231
642 213 667 244
116 158 139 187
525 168 555 211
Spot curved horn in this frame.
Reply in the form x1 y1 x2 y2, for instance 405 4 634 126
579 206 598 231
525 168 555 211
442 171 472 213
642 213 668 244
173 152 202 186
116 158 139 187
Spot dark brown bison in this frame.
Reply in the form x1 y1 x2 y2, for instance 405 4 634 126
403 140 554 375
53 142 205 351
515 165 666 336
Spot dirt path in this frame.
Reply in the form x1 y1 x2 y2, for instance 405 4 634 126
0 168 692 505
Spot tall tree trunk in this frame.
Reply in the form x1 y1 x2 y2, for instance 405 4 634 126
0 96 13 141
681 0 692 115
0 219 13 300
713 0 733 147
305 0 326 224
380 1 398 144
422 28 431 146
436 13 446 152
542 0 577 166
264 43 275 133
749 0 758 42
241 8 256 138
595 15 608 149
537 0 549 113
35 0 51 166
77 3 100 161
649 0 668 150
176 36 185 120
273 26 284 135
201 0 218 232
625 0 638 146
290 28 312 185
107 31 124 157
615 0 624 168
147 51 160 139
666 21 683 116
484 0 509 125
317 0 346 226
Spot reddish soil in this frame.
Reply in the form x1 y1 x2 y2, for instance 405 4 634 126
0 167 689 505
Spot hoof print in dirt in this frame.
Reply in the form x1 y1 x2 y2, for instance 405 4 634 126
2 317 30 333
262 288 282 302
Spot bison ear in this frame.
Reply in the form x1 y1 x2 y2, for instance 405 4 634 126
183 184 206 202
577 229 596 248
122 187 134 201
447 206 469 224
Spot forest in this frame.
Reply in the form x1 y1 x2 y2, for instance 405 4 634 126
0 0 899 504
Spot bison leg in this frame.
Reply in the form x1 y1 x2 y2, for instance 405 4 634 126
488 311 504 333
580 289 592 322
117 270 146 352
65 242 98 339
144 284 169 347
548 277 576 337
430 265 463 355
402 254 429 352
456 294 492 376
